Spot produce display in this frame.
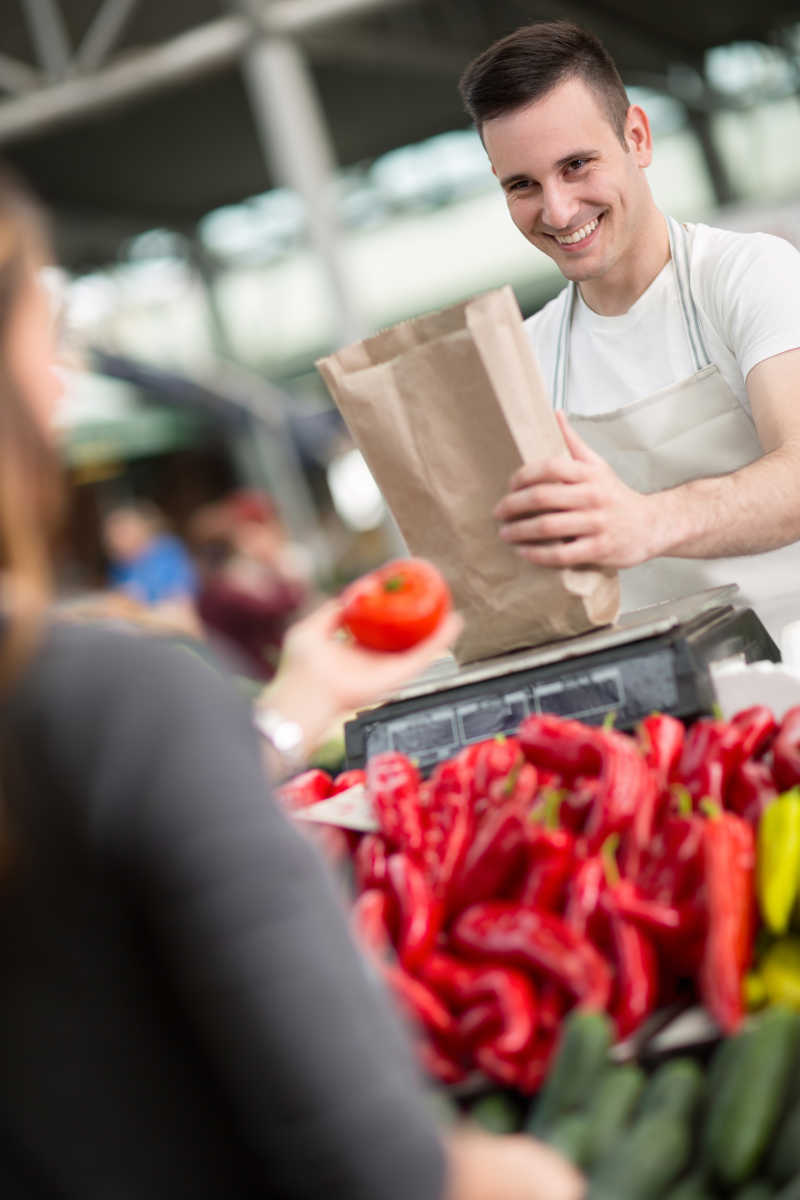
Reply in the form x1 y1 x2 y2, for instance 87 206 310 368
463 1004 800 1198
337 556 451 651
278 702 800 1197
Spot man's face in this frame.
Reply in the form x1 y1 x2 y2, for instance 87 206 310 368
482 76 653 286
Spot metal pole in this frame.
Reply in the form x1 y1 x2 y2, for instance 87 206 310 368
0 0 417 145
189 237 331 571
0 17 250 144
20 0 72 78
239 30 365 345
74 0 141 72
0 53 40 95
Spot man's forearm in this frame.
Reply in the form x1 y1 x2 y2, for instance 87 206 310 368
648 445 800 560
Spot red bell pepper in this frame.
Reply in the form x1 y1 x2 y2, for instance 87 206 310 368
636 809 705 905
626 712 685 875
518 714 604 778
350 887 395 959
730 705 778 761
537 980 568 1042
330 767 368 794
676 718 745 807
353 832 390 892
276 767 333 811
584 729 656 849
418 952 538 1058
772 706 800 791
607 910 659 1040
457 999 501 1047
382 964 455 1039
367 752 424 854
518 823 575 911
416 760 474 901
564 851 607 940
636 711 685 789
698 805 756 1033
465 736 523 812
451 901 612 1011
727 758 778 826
418 1035 468 1085
473 1043 528 1090
385 852 442 971
446 797 529 914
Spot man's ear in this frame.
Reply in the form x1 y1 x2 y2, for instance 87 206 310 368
625 104 653 166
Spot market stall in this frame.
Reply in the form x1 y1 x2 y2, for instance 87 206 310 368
283 644 800 1198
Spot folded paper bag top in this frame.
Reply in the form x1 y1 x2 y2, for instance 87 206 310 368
317 285 619 663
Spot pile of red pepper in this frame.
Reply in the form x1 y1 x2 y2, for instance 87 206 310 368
280 705 800 1094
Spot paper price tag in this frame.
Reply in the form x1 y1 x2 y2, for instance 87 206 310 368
293 783 378 832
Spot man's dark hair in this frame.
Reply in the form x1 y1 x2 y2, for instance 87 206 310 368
459 21 630 145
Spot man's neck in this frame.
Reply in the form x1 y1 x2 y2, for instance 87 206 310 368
578 209 670 316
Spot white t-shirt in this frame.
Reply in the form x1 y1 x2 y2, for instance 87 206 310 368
524 221 800 418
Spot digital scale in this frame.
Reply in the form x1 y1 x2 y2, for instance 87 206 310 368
344 586 779 773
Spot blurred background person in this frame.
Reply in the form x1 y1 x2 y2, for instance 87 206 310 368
190 487 312 680
101 497 201 632
0 167 584 1200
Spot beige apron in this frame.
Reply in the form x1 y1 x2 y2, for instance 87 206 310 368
552 215 800 643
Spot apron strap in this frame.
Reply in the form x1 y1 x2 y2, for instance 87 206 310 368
666 215 711 372
552 282 576 412
552 215 711 413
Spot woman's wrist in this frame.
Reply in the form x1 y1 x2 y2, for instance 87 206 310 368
256 668 339 766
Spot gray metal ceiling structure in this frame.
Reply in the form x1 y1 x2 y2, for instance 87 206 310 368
0 0 798 273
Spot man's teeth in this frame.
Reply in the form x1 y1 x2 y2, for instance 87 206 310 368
555 218 599 245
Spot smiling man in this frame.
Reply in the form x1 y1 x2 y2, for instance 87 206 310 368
460 22 800 640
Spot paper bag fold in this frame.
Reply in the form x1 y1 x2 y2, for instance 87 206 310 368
317 286 619 663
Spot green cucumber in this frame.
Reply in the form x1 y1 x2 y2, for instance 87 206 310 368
636 1057 705 1125
767 1101 800 1184
662 1171 715 1200
526 1009 613 1135
732 1183 775 1200
581 1063 646 1168
468 1091 521 1135
702 1007 800 1189
543 1111 592 1167
587 1112 692 1200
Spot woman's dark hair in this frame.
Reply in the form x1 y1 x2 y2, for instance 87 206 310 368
459 21 630 146
0 166 63 686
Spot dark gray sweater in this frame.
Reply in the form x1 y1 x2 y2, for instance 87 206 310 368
0 620 445 1199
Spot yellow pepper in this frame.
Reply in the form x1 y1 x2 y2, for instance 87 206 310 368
760 937 800 1010
757 787 800 935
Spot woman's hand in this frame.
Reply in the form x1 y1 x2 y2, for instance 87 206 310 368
260 596 463 755
445 1128 586 1200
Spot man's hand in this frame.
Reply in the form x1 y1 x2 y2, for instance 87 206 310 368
493 412 655 569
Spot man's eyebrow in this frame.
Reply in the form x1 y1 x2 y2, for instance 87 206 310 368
499 149 596 188
499 172 531 189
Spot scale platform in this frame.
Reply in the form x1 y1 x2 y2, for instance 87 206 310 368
343 586 779 772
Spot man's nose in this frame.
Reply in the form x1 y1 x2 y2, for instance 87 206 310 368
540 181 580 232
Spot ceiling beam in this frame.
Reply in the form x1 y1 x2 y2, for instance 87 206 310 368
20 0 72 79
74 0 141 72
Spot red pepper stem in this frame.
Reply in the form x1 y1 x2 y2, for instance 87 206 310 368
382 576 405 593
601 832 621 887
503 761 522 796
532 788 564 829
700 798 722 820
602 710 617 730
672 785 693 817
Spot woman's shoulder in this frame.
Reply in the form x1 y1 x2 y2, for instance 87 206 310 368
10 618 252 757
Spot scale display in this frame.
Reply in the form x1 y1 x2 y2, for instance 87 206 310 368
358 647 680 770
345 604 778 772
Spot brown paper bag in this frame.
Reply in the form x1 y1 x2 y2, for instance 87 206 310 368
317 285 619 663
